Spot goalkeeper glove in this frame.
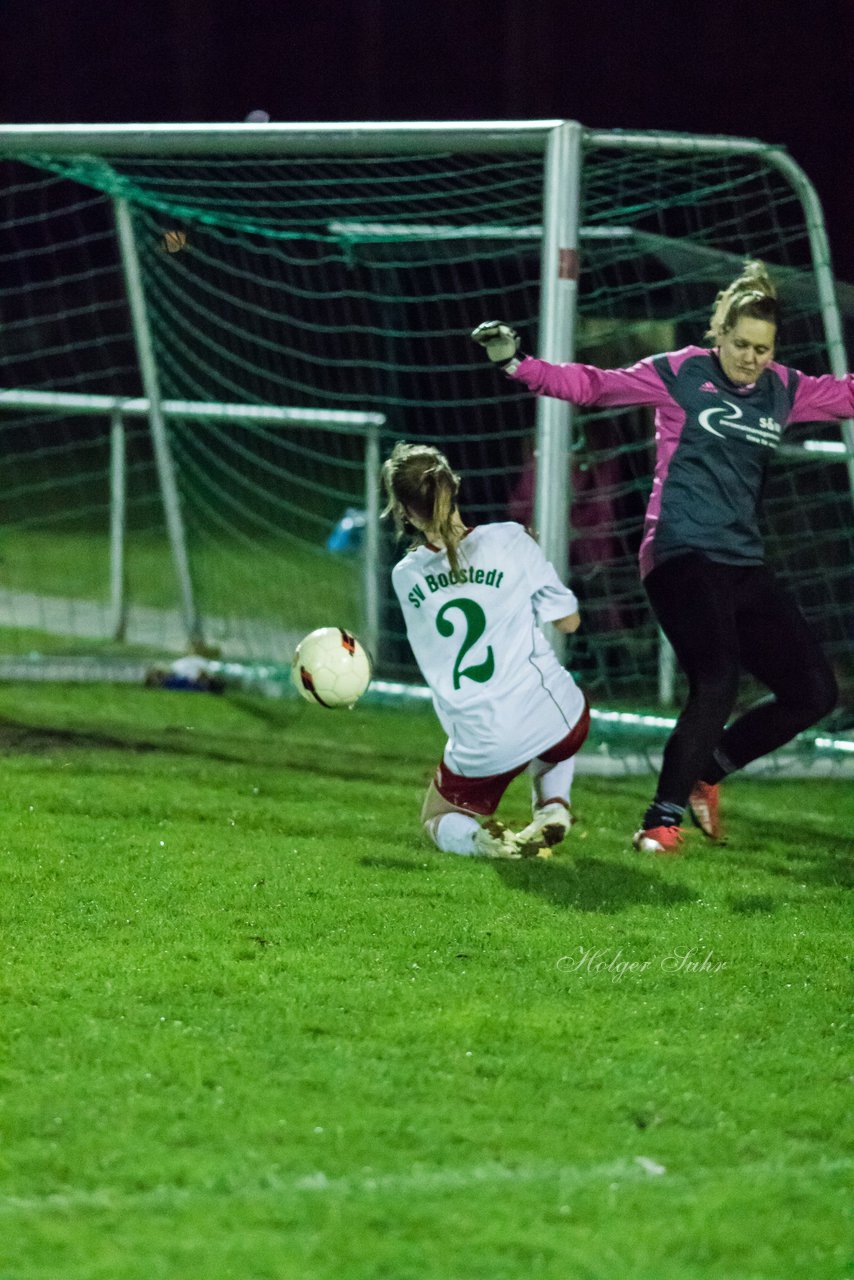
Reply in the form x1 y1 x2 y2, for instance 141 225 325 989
471 320 523 372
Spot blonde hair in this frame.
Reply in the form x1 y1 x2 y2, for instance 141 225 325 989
706 259 780 341
381 441 465 573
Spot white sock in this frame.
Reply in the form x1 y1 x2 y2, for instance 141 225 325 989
527 755 575 813
425 811 482 856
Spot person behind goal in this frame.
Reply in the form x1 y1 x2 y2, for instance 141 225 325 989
383 441 590 860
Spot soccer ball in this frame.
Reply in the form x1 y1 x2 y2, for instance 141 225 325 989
291 627 372 709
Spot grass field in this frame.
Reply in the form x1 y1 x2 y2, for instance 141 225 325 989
3 528 363 634
0 682 851 1280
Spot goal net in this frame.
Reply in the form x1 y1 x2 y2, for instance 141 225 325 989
0 124 851 765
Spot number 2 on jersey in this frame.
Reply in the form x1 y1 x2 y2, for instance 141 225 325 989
436 598 495 690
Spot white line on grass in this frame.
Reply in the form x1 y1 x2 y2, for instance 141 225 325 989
0 1160 651 1214
0 1155 851 1215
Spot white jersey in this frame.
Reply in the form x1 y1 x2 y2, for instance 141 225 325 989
391 522 585 776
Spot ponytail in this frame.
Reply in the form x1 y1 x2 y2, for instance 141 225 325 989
706 259 780 341
381 442 465 573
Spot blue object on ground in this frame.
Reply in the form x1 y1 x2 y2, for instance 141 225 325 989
327 507 367 553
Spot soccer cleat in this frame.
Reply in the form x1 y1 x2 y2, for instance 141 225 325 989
474 819 523 860
632 825 685 855
688 781 723 841
516 802 572 854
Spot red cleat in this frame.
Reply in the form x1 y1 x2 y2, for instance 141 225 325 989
688 781 723 841
632 825 685 855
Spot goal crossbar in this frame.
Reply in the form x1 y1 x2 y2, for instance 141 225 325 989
0 389 385 433
0 119 851 730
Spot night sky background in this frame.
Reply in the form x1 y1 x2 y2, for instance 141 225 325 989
1 0 852 280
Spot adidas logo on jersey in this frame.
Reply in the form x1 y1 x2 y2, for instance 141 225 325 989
699 381 717 393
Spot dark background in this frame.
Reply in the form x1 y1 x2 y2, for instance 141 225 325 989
1 0 852 280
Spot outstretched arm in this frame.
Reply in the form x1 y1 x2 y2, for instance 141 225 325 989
470 321 523 373
471 321 670 408
787 368 854 423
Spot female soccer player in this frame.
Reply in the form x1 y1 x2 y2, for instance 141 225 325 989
473 260 850 853
383 441 590 859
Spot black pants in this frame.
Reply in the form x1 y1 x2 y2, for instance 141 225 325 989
644 553 838 808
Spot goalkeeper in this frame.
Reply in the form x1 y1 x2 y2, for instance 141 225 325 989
473 260 851 854
383 440 589 860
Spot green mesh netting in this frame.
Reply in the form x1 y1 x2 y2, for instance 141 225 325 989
0 136 851 733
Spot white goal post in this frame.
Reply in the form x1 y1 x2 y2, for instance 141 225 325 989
0 120 851 709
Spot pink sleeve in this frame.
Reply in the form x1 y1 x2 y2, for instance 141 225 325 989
789 369 854 423
510 354 670 408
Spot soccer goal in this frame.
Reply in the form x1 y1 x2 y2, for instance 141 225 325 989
0 121 851 757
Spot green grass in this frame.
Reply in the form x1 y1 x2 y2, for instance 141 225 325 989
2 528 362 632
0 627 166 660
0 684 850 1280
